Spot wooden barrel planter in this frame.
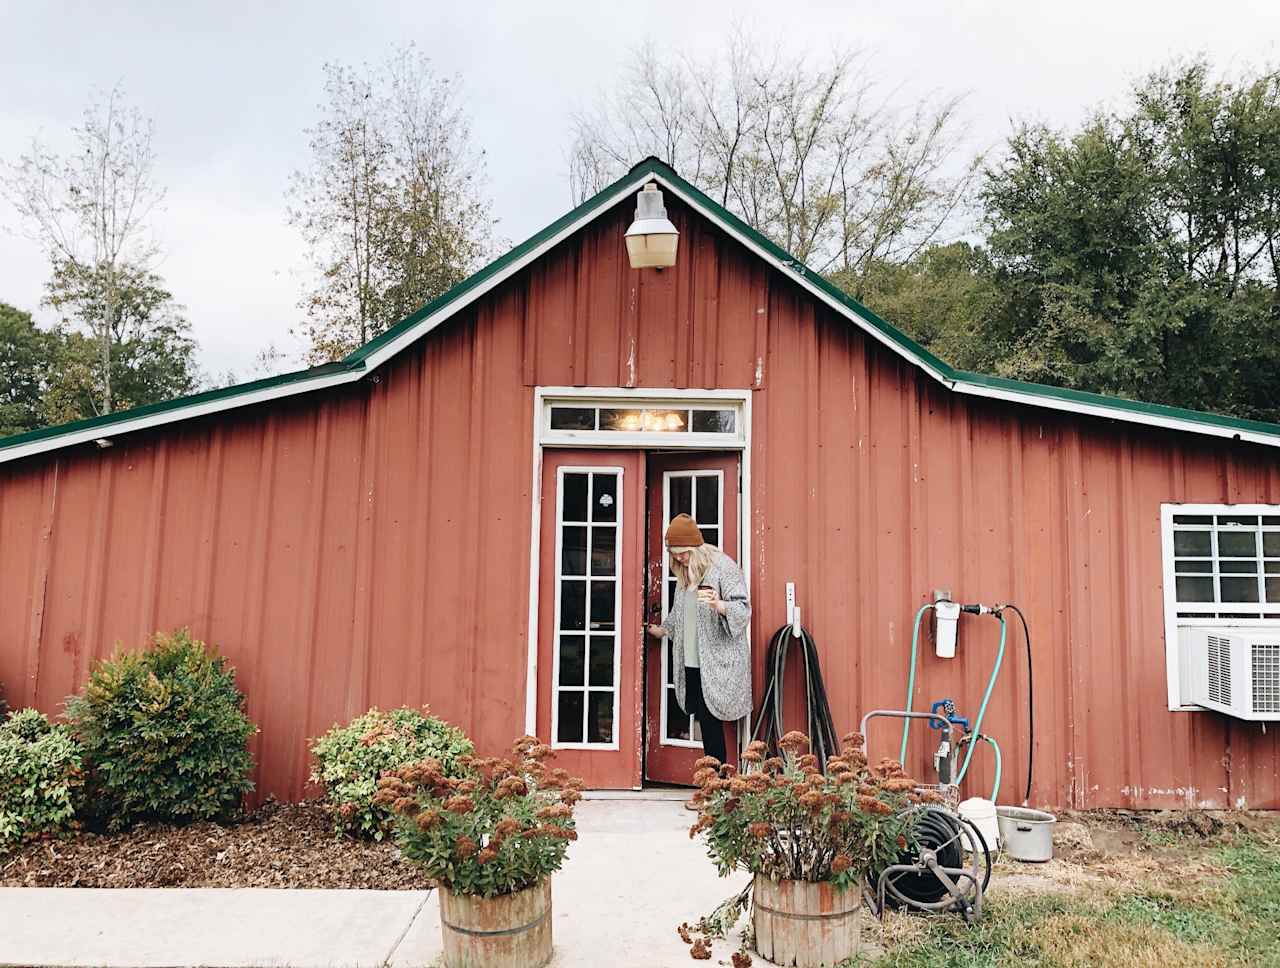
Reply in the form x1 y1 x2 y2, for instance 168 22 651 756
439 878 553 968
752 875 862 967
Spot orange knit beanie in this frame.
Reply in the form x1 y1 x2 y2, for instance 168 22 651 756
664 513 704 548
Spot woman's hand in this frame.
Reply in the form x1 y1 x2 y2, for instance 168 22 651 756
647 624 666 639
697 587 727 616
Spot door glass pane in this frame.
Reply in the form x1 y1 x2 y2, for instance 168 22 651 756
559 636 585 687
589 636 614 687
589 580 616 631
593 473 617 522
560 580 585 630
1176 577 1214 602
1218 531 1257 557
586 691 614 743
1267 577 1280 603
557 692 584 743
561 526 587 575
666 687 691 740
1220 577 1260 603
696 476 720 525
1217 515 1258 526
1264 532 1280 556
700 527 720 547
591 527 616 575
669 475 692 517
1175 560 1212 573
563 473 589 522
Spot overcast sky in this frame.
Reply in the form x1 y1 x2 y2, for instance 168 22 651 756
2 0 1278 378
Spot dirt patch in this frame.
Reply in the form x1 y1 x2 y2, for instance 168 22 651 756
0 799 433 890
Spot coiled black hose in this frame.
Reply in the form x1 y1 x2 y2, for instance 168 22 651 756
749 625 839 770
881 807 992 907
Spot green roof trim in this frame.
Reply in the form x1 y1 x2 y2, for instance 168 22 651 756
3 154 1280 461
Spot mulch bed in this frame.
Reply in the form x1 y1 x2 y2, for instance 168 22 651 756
0 799 434 889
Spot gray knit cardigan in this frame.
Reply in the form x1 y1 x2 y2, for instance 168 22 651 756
661 550 752 722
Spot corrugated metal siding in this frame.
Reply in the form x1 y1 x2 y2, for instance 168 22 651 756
1 193 1277 807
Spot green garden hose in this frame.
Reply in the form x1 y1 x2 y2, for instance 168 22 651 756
899 604 1006 791
898 603 935 764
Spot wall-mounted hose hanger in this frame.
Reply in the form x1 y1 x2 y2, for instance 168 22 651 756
750 597 839 769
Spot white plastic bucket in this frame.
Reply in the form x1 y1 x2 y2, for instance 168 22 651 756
996 806 1056 862
957 797 1000 854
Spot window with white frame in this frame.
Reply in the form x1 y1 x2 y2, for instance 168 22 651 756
1163 507 1280 619
541 396 745 447
551 468 622 747
1161 504 1280 708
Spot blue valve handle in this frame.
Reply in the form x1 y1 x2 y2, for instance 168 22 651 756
929 699 969 733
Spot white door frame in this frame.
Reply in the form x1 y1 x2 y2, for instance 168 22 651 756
524 386 753 736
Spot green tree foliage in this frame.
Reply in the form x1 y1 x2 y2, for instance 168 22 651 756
289 45 497 362
64 629 256 832
0 303 54 438
840 243 1003 371
964 59 1280 420
43 262 199 419
0 288 197 439
0 709 85 849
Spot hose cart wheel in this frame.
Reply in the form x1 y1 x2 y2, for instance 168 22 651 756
869 805 992 922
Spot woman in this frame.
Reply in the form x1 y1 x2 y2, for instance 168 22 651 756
647 513 751 770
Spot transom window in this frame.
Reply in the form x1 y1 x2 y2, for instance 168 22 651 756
549 406 736 434
1167 511 1280 617
541 396 745 446
660 470 723 748
552 468 621 747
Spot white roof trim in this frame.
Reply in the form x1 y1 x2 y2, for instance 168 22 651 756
949 381 1280 448
0 370 363 464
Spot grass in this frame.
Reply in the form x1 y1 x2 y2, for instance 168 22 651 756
857 832 1280 968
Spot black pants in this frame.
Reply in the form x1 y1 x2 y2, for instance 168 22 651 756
684 667 728 763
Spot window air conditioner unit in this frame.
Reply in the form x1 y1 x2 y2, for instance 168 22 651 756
1179 627 1280 721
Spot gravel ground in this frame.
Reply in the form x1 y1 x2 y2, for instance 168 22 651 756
0 800 433 889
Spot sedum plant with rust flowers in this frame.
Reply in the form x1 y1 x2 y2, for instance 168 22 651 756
689 731 920 891
375 736 583 898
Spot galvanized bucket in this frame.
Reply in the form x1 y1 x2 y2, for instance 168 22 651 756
996 807 1056 862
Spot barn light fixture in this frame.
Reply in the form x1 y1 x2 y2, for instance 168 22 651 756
625 182 679 269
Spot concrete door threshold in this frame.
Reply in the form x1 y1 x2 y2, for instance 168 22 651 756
583 787 692 801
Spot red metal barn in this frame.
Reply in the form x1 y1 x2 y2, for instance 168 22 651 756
2 158 1278 809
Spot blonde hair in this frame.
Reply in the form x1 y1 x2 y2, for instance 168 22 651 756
670 543 720 589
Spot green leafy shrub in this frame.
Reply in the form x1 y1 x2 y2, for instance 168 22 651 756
0 708 85 849
310 707 474 839
380 737 582 897
65 629 256 831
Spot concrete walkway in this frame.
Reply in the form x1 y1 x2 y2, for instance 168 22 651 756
0 797 762 968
